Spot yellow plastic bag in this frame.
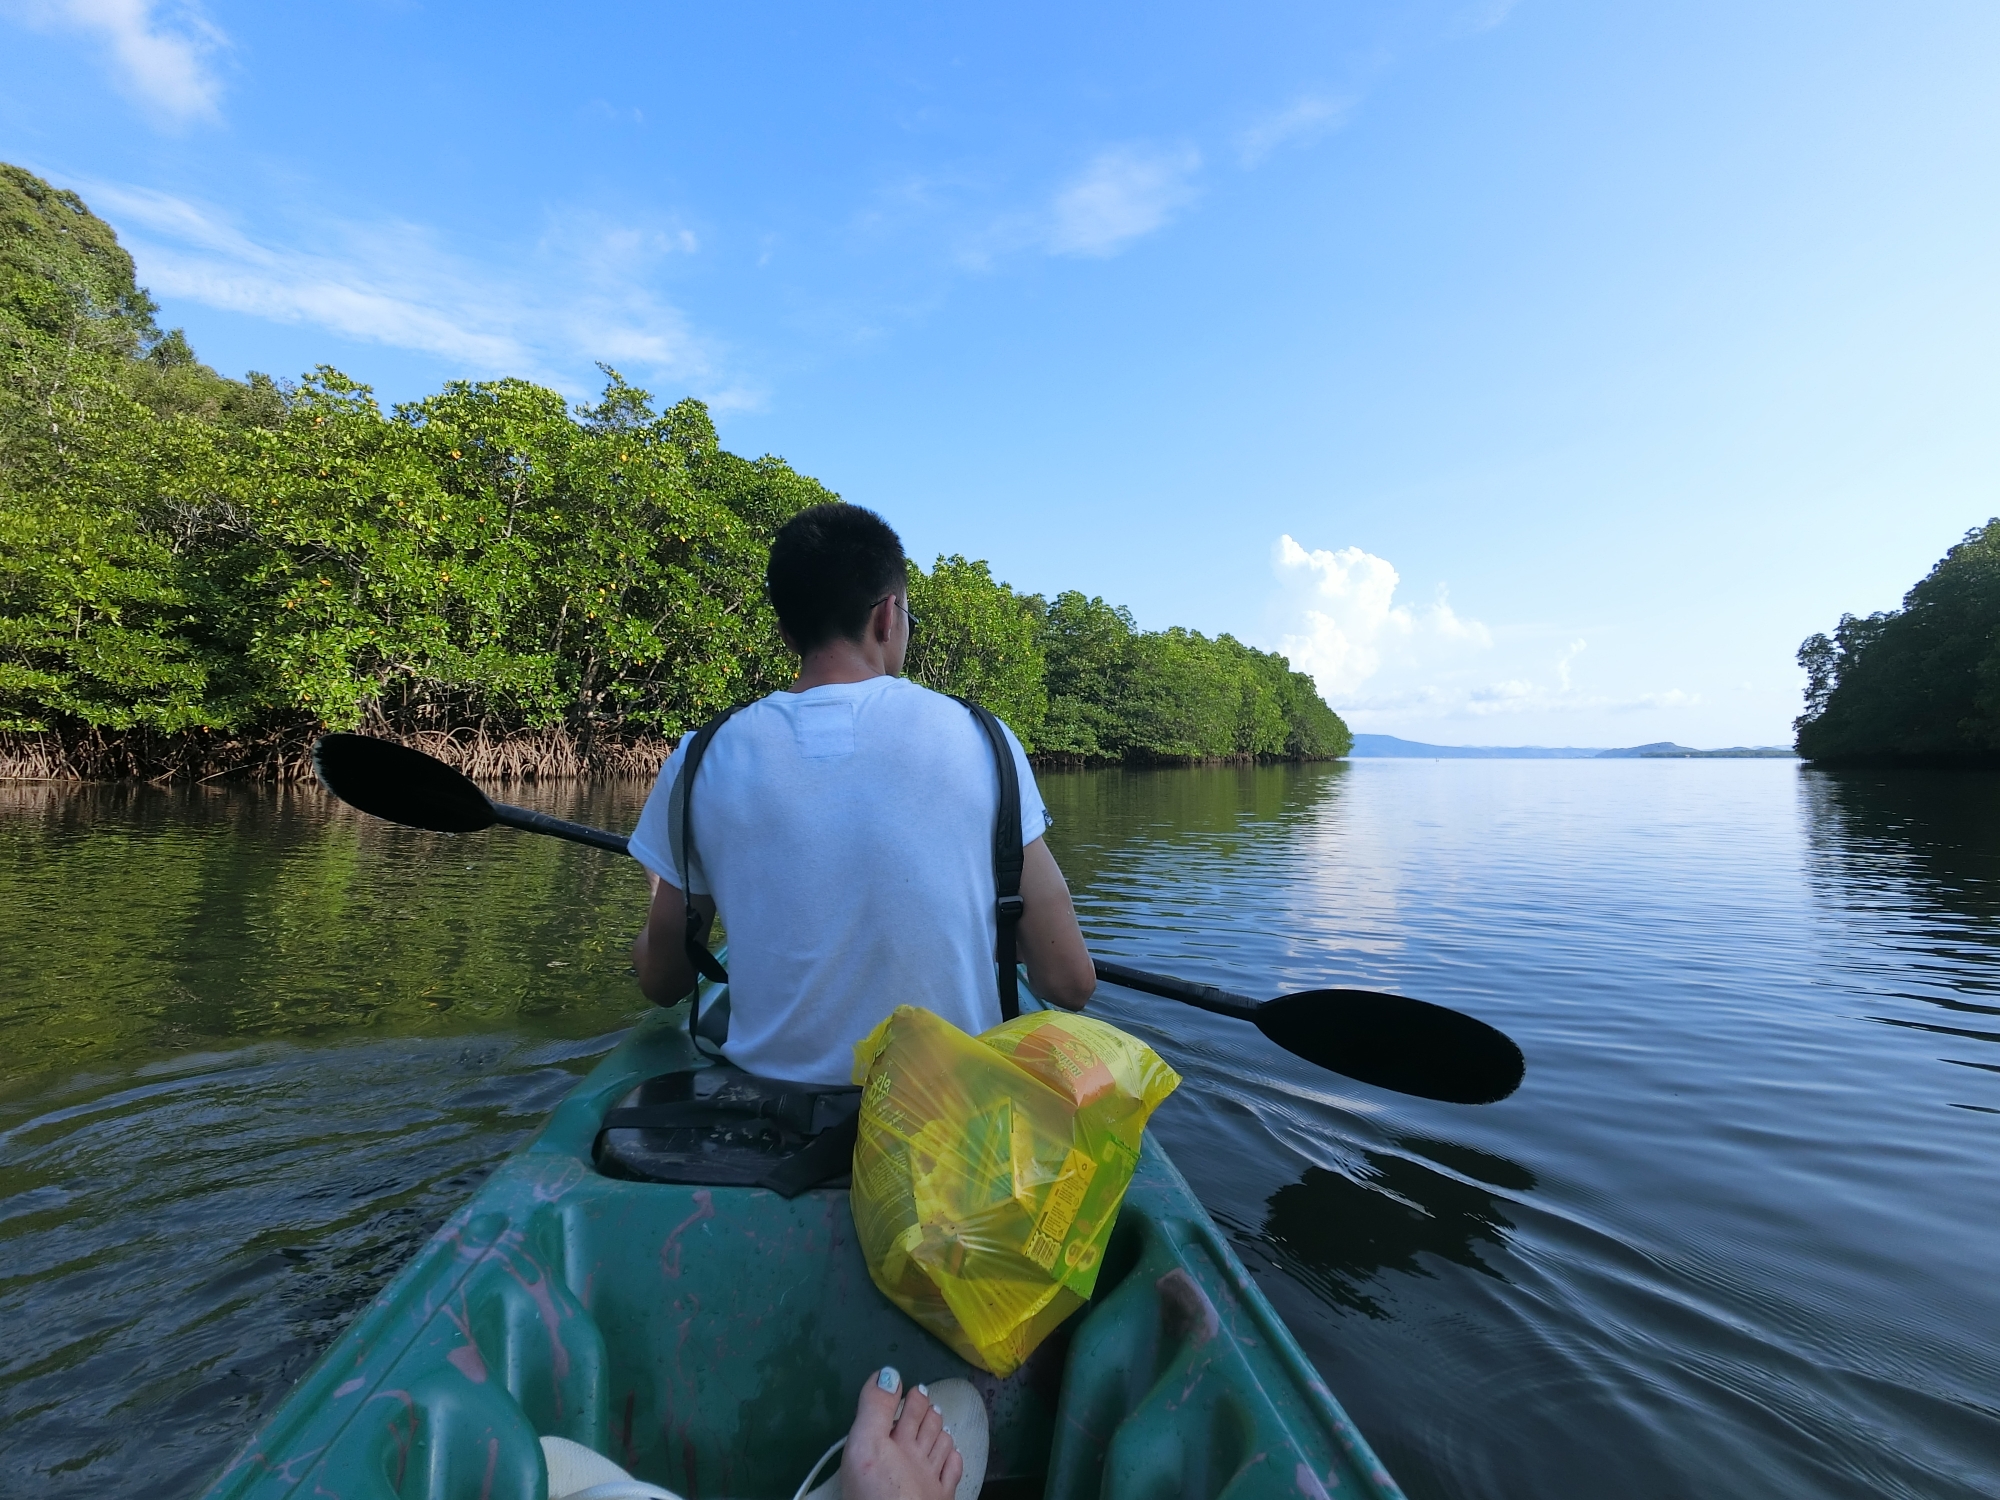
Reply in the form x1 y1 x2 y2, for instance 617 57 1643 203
848 1005 1181 1376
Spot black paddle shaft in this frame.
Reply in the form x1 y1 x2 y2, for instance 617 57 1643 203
1092 959 1262 1019
490 802 629 854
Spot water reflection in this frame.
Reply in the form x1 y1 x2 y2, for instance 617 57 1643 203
8 763 2000 1500
0 779 655 1497
1800 768 2000 925
0 780 654 1083
1044 763 1347 907
1042 763 1374 976
1251 1137 1536 1320
1057 760 2000 1499
1800 770 2000 1104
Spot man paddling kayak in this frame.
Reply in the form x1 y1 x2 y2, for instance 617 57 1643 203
627 502 1096 1085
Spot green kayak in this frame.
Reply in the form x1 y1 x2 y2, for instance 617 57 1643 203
202 992 1407 1500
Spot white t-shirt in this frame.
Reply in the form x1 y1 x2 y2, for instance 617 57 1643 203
627 675 1051 1086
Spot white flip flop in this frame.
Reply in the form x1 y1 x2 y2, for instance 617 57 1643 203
540 1435 684 1500
928 1378 990 1500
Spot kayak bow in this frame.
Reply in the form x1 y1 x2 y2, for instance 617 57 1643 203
202 986 1407 1500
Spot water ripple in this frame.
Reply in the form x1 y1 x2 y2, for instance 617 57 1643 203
1054 761 2000 1499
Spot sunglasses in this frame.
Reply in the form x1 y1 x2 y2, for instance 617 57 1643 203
872 594 917 630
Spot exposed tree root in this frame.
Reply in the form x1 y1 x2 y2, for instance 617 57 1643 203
0 724 676 783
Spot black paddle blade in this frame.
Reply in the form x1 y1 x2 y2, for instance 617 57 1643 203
311 734 498 834
1254 989 1525 1104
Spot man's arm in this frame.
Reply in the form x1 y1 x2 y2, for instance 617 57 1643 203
1019 836 1095 1010
632 872 718 1006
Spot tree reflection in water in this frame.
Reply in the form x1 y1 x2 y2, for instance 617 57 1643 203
1801 768 2000 1094
1801 768 2000 925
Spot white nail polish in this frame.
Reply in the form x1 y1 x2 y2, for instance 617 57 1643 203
877 1366 902 1393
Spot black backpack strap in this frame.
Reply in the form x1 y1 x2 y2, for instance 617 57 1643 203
675 705 747 1016
954 698 1025 1021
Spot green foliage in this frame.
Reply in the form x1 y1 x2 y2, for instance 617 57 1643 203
0 487 210 733
1795 518 2000 764
0 162 1346 771
908 575 1350 763
905 555 1048 747
1035 592 1135 757
0 353 235 734
1273 663 1351 758
0 166 311 742
0 162 158 358
0 165 280 440
0 335 823 749
1100 624 1349 762
199 368 813 740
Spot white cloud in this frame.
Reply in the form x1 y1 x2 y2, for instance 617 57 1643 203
1267 535 1694 728
8 0 225 124
1271 535 1490 698
1459 682 1696 717
954 145 1202 268
1045 146 1201 258
1556 638 1584 690
1237 96 1353 167
1452 0 1521 36
79 179 746 406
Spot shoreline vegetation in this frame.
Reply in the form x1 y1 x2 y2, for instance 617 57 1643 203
1796 517 2000 768
1 165 1350 783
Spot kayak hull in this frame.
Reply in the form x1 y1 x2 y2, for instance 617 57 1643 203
203 1002 1406 1500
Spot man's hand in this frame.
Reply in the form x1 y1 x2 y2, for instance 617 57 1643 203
632 876 717 1006
1018 837 1096 1010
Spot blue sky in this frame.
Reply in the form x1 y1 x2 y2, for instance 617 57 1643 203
4 1 1996 746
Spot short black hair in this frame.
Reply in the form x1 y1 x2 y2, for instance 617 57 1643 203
766 503 908 653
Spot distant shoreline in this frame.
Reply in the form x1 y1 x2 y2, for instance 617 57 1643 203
1349 734 1798 760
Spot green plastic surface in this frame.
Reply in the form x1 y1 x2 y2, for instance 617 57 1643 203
202 991 1406 1500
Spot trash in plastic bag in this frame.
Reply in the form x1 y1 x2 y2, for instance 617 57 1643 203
848 1004 1181 1376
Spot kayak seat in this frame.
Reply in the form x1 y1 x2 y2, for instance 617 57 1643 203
593 1064 862 1197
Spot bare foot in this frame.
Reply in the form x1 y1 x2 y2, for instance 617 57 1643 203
840 1368 964 1500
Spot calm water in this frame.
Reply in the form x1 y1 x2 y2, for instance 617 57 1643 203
2 762 1997 1498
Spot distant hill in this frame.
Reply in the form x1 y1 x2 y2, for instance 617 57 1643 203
1349 735 1797 760
1595 742 1797 759
1349 735 1598 758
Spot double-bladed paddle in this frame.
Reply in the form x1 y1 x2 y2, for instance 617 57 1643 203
312 732 1525 1104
